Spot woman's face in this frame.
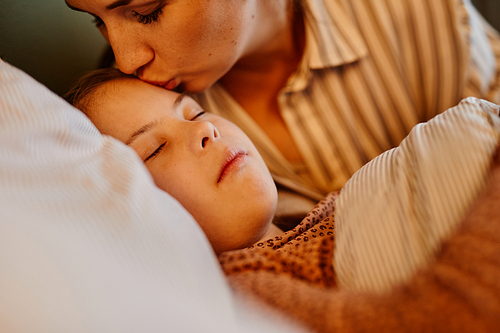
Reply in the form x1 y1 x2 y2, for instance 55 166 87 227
89 78 278 254
65 0 253 92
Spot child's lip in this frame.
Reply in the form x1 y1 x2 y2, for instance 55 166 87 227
218 148 248 184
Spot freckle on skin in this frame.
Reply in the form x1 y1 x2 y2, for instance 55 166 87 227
209 53 212 56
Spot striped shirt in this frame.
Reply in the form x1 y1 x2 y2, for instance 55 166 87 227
195 0 500 219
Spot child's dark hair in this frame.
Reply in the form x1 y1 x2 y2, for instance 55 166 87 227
64 68 135 116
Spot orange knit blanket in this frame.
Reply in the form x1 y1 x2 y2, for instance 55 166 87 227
220 192 338 289
219 154 500 332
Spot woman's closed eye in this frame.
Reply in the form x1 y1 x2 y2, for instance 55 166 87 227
145 142 166 162
90 4 163 28
132 6 164 25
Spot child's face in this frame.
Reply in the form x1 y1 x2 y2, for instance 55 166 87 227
89 78 277 254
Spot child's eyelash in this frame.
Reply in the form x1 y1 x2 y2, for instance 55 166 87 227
132 7 164 25
145 142 166 162
191 111 206 121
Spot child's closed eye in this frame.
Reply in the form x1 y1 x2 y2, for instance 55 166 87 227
191 111 206 121
144 111 205 162
145 142 166 162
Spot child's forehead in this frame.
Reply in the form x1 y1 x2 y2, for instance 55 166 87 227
97 79 197 118
91 78 133 102
106 78 183 101
105 77 142 94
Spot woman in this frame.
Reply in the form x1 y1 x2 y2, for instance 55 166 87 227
64 0 500 223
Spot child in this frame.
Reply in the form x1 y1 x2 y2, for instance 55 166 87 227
65 68 339 288
65 68 283 255
65 68 500 293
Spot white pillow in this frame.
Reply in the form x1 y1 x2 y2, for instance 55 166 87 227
0 60 296 333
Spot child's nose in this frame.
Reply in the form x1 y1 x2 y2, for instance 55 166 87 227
195 121 220 150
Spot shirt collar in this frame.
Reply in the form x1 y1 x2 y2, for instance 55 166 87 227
283 0 368 92
302 0 368 69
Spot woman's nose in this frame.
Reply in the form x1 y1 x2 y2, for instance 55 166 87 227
106 24 154 75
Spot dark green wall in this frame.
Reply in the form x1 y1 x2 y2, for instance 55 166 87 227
0 0 108 96
472 0 500 31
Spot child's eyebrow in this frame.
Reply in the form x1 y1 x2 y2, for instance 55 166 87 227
126 120 159 145
125 93 188 146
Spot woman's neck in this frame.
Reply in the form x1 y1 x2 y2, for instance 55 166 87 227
220 1 305 94
218 2 306 163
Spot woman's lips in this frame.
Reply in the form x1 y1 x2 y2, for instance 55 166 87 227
218 149 248 183
142 78 179 90
163 79 179 90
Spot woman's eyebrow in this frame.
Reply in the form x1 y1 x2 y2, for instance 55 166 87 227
106 0 133 11
65 1 86 12
64 0 133 12
126 93 188 145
